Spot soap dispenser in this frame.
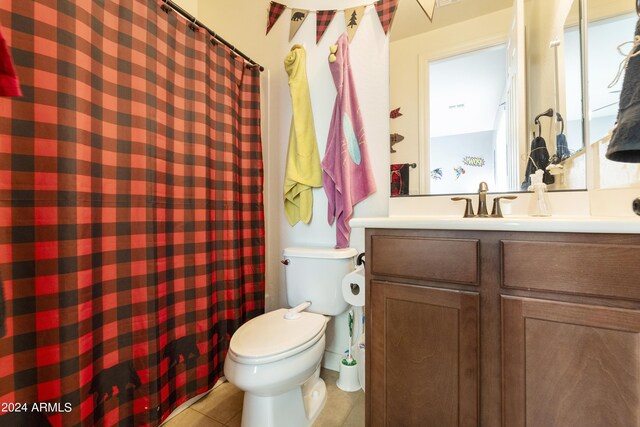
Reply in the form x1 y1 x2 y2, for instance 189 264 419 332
528 169 551 217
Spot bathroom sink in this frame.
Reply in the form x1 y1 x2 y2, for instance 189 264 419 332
349 215 640 234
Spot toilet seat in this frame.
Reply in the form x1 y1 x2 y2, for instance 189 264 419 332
228 308 327 365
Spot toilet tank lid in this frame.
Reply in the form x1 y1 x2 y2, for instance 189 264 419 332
283 247 358 259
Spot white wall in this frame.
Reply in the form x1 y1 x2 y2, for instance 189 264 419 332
173 0 197 16
189 0 389 369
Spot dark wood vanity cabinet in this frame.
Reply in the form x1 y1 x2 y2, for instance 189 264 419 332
366 231 483 427
365 228 640 427
502 296 640 427
369 281 479 427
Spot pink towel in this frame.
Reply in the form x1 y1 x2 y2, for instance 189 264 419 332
0 24 21 97
322 33 376 248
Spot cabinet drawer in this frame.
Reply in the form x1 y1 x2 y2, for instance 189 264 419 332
502 240 640 300
371 236 479 285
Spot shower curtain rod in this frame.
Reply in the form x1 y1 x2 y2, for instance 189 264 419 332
161 0 265 72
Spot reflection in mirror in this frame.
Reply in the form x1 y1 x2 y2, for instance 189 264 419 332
390 0 586 196
586 0 640 188
428 45 506 194
523 0 584 191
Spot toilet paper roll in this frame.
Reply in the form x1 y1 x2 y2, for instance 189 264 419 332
342 266 365 307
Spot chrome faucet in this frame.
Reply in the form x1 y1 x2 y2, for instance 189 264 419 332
451 182 517 218
477 182 489 217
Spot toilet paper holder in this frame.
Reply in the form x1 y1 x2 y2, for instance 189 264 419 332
349 252 365 295
350 282 360 295
342 254 366 307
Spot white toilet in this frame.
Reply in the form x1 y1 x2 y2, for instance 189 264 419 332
224 246 357 427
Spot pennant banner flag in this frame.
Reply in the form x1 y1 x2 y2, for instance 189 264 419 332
375 0 400 35
266 2 286 35
266 0 402 41
344 6 366 42
316 10 337 44
289 8 309 41
415 0 436 22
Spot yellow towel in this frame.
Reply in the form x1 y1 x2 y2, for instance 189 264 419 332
283 44 322 225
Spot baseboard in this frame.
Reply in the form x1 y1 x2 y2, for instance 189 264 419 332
322 350 341 372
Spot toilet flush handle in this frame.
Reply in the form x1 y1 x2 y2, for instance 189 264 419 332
284 302 311 320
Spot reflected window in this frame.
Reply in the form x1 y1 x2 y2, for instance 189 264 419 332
563 25 584 155
428 44 507 195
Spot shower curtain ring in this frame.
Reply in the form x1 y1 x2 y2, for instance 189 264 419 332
189 16 198 32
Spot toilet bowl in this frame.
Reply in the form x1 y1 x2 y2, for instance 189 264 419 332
223 246 358 427
224 308 329 427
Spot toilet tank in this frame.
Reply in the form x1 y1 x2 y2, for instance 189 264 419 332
283 247 358 316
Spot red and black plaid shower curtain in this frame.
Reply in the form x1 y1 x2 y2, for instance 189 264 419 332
0 1 265 425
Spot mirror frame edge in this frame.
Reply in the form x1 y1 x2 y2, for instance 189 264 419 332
580 0 594 191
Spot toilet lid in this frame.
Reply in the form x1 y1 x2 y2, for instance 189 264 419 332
228 309 326 364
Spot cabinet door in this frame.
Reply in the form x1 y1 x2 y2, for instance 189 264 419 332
502 296 640 427
369 281 479 427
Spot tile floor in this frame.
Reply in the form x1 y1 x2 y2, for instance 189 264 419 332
162 369 364 427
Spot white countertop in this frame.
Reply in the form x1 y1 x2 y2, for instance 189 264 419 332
350 215 640 234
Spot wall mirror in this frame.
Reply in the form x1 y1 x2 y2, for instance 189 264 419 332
390 0 588 196
586 0 640 189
